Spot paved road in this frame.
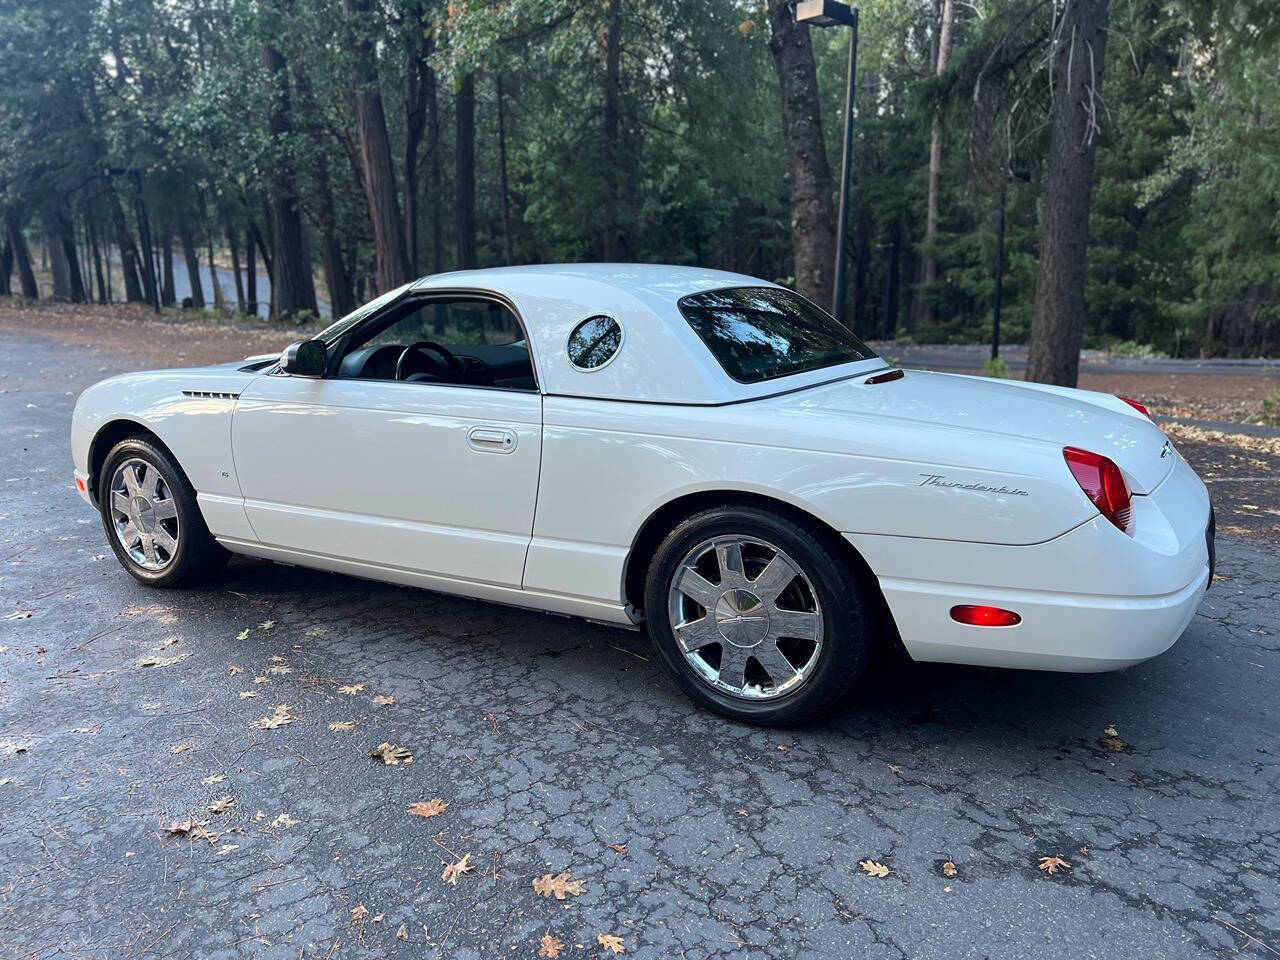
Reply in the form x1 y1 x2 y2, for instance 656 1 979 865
1 329 1277 959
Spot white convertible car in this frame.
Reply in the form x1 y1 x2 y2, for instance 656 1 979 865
72 264 1213 723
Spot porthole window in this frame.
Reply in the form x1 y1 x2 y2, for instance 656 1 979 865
566 315 623 371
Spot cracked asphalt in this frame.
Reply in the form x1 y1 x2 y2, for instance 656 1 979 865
1 326 1278 960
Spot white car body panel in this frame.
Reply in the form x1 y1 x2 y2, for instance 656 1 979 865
71 263 1212 672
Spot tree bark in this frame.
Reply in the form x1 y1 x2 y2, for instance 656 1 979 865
427 60 443 276
47 211 87 302
0 237 11 296
108 189 144 302
403 25 431 275
227 224 246 313
496 73 513 265
345 0 411 294
908 0 955 333
262 41 318 319
5 213 38 298
207 234 224 309
1025 0 1110 387
601 0 624 260
87 209 107 304
455 72 478 270
768 0 836 307
246 226 258 316
160 225 176 306
178 214 205 308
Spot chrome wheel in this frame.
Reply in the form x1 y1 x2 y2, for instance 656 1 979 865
108 458 180 571
666 536 824 701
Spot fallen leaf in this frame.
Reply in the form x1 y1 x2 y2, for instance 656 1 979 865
253 675 270 685
736 808 748 817
944 884 952 893
201 774 225 786
532 871 584 900
538 933 565 958
239 691 259 700
1099 734 1128 753
888 763 903 775
396 923 409 942
251 704 294 730
859 859 890 878
259 619 275 631
164 817 201 835
598 933 625 954
138 654 187 668
370 742 413 765
1104 725 1118 737
270 813 299 829
371 912 384 922
776 743 791 752
215 844 239 855
270 655 286 662
236 629 250 641
372 694 395 706
408 798 449 819
306 626 328 638
227 665 243 676
267 664 293 675
1038 855 1071 875
329 720 358 732
5 610 33 620
351 904 369 925
208 795 235 814
191 825 220 845
338 683 364 695
442 853 473 885
610 843 628 855
170 743 193 755
941 860 957 878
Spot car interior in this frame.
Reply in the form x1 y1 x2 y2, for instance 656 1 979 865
335 296 537 391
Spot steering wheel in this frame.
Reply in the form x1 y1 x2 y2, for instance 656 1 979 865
395 340 464 382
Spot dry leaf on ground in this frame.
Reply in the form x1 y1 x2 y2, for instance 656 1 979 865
164 817 201 835
941 860 957 878
372 694 395 706
170 743 193 755
227 665 243 676
533 871 584 900
215 843 239 855
538 933 565 958
270 813 299 829
191 825 219 845
306 626 328 637
329 720 358 732
396 923 409 942
208 795 234 814
252 675 270 684
239 691 259 699
370 742 413 765
251 704 294 730
338 683 364 695
859 859 890 878
408 798 449 819
200 774 225 785
139 654 187 668
236 629 250 641
610 843 628 855
598 933 625 954
351 904 369 925
267 664 293 675
259 619 275 630
1099 734 1129 752
1038 855 1071 875
442 853 473 885
5 610 33 620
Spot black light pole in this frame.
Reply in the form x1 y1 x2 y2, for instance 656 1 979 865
796 0 859 326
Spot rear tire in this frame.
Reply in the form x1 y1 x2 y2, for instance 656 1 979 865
643 506 872 725
98 437 228 588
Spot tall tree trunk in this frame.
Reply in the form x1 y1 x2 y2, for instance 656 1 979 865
455 72 478 270
1026 0 1110 387
768 0 836 307
0 237 12 296
601 0 624 260
5 213 38 298
108 189 144 302
427 60 443 276
227 224 246 313
160 225 176 306
246 226 258 316
178 214 204 307
262 41 318 319
908 0 955 333
403 26 431 275
496 73 513 265
87 209 107 304
47 212 87 302
345 0 411 293
207 233 224 309
132 180 159 310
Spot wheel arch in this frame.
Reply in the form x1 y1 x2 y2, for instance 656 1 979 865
88 419 174 504
622 489 900 647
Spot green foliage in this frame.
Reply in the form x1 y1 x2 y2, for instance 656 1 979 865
1257 389 1280 427
984 356 1011 378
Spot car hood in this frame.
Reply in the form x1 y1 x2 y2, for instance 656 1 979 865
778 369 1173 494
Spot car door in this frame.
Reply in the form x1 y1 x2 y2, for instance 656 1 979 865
230 294 542 588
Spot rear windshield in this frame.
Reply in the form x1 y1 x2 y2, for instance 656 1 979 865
677 287 877 383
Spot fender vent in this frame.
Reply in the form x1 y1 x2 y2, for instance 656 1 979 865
181 389 241 400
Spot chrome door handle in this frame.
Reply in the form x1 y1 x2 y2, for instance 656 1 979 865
467 426 517 454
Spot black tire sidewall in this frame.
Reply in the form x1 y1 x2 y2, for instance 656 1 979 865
98 438 219 587
644 507 870 725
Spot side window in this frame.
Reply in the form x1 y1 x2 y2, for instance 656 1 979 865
337 297 537 391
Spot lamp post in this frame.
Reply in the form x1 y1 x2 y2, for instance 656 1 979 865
796 0 859 327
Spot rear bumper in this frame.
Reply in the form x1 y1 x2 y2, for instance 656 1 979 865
847 450 1212 673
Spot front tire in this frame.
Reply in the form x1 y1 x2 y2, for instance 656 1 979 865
98 437 228 587
643 506 872 725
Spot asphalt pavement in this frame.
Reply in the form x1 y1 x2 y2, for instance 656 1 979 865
1 329 1277 959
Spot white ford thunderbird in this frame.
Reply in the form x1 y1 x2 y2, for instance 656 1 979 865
72 264 1213 723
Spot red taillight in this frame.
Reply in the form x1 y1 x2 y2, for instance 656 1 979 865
950 605 1021 627
75 477 86 493
1117 395 1149 418
1063 446 1133 534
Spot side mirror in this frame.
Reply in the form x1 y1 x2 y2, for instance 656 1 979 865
280 340 326 377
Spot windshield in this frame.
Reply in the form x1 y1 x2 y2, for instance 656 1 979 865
677 286 877 384
315 282 414 344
